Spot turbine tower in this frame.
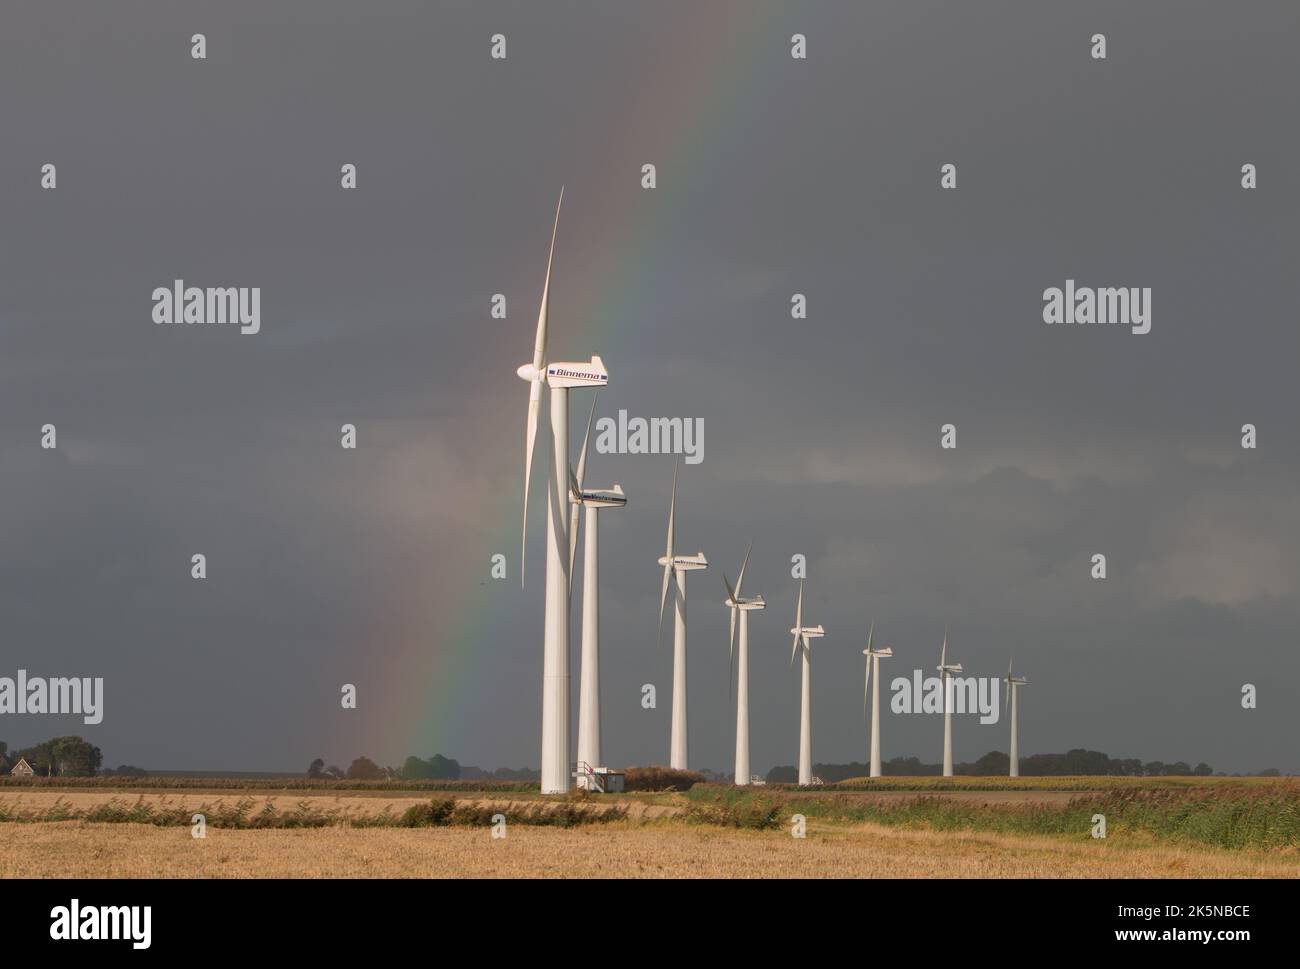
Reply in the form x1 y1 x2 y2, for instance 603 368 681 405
656 461 707 770
516 189 609 794
861 622 893 778
722 543 764 786
1003 658 1028 778
566 396 627 788
936 629 963 778
789 578 825 787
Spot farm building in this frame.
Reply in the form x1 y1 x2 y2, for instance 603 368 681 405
8 758 35 777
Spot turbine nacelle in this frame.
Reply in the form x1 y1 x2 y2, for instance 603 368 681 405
730 595 766 611
792 624 825 640
546 357 609 388
571 483 627 509
864 645 894 658
661 552 708 571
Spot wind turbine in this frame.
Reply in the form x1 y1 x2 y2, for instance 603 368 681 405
515 189 609 794
861 622 893 778
566 395 626 788
1003 658 1028 778
656 461 707 770
722 543 764 786
789 578 825 787
936 629 963 778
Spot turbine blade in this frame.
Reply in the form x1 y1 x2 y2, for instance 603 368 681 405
791 578 804 667
665 461 678 560
1004 680 1010 709
736 541 752 599
520 385 541 588
863 652 871 720
657 562 672 649
520 190 562 588
729 639 735 702
575 393 596 491
863 619 875 720
655 463 676 650
567 468 582 600
531 188 563 373
729 610 738 702
939 627 948 668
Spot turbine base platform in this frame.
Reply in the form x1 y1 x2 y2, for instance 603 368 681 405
572 763 625 793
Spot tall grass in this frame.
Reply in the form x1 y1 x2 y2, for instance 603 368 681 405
683 782 1300 850
0 795 625 829
623 767 704 792
0 776 538 793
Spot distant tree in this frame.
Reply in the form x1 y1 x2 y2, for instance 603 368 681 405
492 767 541 781
108 765 147 778
1193 762 1213 776
307 758 325 778
883 756 937 776
812 761 868 782
972 750 1010 775
427 754 461 780
346 756 383 780
400 756 433 780
324 764 344 779
1259 768 1281 777
16 736 102 776
765 765 798 783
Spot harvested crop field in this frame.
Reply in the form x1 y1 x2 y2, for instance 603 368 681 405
2 779 1296 878
3 820 1297 878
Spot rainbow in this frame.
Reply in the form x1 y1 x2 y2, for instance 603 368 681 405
349 8 782 768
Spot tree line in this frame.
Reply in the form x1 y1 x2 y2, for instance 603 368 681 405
0 737 110 776
764 748 1228 783
307 754 461 780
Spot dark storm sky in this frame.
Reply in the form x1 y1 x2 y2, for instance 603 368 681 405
1 1 1296 773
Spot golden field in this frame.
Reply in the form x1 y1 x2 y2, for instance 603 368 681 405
2 819 1297 878
1 778 1296 878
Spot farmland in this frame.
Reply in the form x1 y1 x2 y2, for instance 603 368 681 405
1 776 1296 878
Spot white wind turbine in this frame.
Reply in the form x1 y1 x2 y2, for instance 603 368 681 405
861 622 893 778
516 189 609 794
566 395 627 788
722 543 764 786
936 629 963 778
656 461 707 770
789 578 825 787
1003 658 1028 778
